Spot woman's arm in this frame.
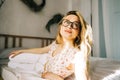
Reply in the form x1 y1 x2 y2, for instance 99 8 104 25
42 72 64 80
10 43 52 57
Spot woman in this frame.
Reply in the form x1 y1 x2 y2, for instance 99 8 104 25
11 11 92 80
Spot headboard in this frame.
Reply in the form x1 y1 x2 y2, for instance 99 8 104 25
0 34 55 49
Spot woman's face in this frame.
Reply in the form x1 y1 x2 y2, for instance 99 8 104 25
60 14 80 41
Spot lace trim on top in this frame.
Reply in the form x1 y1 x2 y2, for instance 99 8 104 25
45 42 78 78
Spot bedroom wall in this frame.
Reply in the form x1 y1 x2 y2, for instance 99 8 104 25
0 0 69 48
0 0 63 48
0 0 91 48
72 0 91 24
0 0 69 38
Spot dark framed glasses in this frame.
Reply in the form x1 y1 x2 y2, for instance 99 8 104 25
61 19 80 30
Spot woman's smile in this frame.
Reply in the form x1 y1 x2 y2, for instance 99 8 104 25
64 29 72 33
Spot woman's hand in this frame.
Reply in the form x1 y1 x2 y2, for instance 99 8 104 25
9 50 24 58
42 72 64 80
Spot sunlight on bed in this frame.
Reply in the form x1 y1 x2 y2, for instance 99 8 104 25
103 70 120 80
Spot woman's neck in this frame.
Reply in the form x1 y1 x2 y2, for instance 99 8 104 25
62 39 74 48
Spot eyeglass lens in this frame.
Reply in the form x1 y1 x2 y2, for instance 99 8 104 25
61 19 80 29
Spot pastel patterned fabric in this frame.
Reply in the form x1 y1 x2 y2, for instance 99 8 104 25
45 42 78 78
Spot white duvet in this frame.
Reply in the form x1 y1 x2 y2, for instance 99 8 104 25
7 53 120 80
8 53 48 80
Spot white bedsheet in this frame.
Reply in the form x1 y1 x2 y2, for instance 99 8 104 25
1 65 46 80
90 57 120 80
1 53 120 80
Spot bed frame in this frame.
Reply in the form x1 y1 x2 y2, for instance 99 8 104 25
0 34 55 49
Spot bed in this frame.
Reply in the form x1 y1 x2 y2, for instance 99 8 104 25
0 33 54 80
0 34 120 80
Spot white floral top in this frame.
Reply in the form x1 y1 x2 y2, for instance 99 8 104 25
44 42 78 78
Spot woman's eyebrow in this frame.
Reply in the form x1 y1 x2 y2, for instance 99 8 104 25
63 19 79 23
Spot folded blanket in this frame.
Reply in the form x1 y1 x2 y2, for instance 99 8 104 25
8 53 50 80
8 53 48 73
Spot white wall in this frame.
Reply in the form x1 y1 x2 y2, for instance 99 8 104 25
0 0 69 48
0 0 69 38
0 0 91 48
0 0 91 37
71 0 91 24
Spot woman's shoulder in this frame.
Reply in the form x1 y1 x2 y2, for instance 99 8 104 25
50 41 58 47
48 41 58 53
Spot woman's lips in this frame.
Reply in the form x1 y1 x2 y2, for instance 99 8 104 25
64 30 72 33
